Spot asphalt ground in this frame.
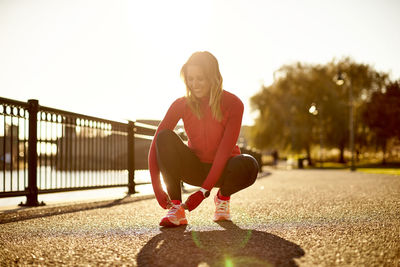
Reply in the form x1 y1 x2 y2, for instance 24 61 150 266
0 169 399 266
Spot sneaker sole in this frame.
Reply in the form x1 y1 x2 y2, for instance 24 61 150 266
159 218 188 227
213 216 231 222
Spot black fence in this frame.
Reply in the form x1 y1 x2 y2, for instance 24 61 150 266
0 97 157 206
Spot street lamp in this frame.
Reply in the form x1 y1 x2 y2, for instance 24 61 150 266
335 72 356 171
309 103 323 167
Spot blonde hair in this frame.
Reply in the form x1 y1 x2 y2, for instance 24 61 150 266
180 51 223 121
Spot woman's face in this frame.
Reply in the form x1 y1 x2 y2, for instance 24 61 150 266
186 65 210 98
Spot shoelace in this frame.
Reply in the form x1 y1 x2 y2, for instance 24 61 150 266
167 205 181 217
216 200 229 213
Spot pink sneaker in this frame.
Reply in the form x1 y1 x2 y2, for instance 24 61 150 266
213 195 231 221
159 203 188 227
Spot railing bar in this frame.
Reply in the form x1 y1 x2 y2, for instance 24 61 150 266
36 184 127 194
105 126 107 185
60 116 65 188
50 118 53 189
99 126 102 185
87 124 89 186
67 118 72 188
74 118 77 187
2 112 6 192
65 118 68 187
38 114 42 190
10 113 14 191
113 127 116 184
39 105 126 128
86 123 89 187
79 122 83 187
103 126 106 185
45 117 49 189
116 134 122 186
81 123 84 187
87 123 89 187
48 118 51 189
0 97 28 108
72 118 75 188
50 118 57 191
17 115 20 191
91 123 94 186
24 111 27 190
108 125 111 186
63 118 67 188
54 118 58 189
64 117 68 188
117 132 120 185
71 118 75 187
115 129 118 184
123 132 126 184
96 125 99 186
52 117 56 189
123 131 126 184
84 123 88 187
49 118 52 189
99 125 101 185
116 130 120 185
121 131 124 184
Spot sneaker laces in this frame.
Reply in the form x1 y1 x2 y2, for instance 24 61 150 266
167 204 181 217
216 199 229 213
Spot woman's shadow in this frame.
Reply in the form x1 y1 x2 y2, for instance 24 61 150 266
137 221 304 267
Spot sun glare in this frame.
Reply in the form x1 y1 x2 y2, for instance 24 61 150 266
125 0 215 114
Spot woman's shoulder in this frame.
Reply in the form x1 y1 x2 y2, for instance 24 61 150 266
222 90 244 108
170 96 187 107
168 96 187 114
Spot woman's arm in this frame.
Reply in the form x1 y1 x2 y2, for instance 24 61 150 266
184 97 244 211
148 98 184 208
201 99 244 190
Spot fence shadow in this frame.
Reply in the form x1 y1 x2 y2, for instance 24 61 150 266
0 194 155 224
137 221 304 267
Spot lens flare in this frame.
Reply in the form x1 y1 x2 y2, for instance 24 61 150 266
224 256 234 267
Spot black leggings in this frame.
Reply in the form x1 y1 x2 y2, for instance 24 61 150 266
156 129 259 201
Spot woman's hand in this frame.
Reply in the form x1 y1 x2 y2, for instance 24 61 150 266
183 191 205 211
156 191 172 209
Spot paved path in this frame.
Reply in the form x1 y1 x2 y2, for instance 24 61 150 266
1 169 399 266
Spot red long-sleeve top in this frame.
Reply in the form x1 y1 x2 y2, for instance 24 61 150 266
148 90 244 205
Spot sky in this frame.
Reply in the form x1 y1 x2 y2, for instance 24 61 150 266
1 0 399 125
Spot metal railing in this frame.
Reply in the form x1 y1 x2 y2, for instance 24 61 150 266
0 97 157 206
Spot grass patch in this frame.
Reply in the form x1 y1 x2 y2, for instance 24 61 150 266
357 168 400 176
306 161 400 175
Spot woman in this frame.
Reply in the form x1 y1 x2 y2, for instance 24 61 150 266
148 51 259 227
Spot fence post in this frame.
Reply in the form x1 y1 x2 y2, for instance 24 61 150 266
23 99 41 206
127 120 136 194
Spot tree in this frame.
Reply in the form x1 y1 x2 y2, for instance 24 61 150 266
250 58 389 163
361 81 400 164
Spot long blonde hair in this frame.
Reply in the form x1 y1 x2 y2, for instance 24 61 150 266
180 51 223 121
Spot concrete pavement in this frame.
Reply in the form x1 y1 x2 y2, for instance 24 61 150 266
1 169 399 266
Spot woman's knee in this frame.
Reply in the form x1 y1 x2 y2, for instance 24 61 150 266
156 129 176 147
228 154 259 185
242 154 259 185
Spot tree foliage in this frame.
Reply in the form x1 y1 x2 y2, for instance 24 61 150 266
361 81 400 163
250 57 390 163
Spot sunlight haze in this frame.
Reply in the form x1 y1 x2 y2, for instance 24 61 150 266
1 0 399 125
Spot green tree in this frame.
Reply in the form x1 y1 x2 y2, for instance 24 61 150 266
361 81 400 164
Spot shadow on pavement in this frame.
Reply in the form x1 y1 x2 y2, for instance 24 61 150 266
137 221 304 267
0 195 155 224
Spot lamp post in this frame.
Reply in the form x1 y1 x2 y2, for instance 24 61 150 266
335 72 356 171
309 103 323 167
